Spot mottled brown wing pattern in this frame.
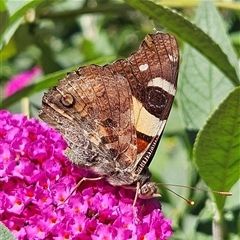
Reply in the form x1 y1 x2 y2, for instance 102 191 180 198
40 65 137 175
39 32 179 194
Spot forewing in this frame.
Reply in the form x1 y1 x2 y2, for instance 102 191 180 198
108 32 179 174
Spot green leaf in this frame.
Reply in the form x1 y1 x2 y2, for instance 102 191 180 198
178 0 238 130
0 38 16 60
0 0 44 50
0 0 9 36
124 0 239 86
194 87 240 210
0 0 7 11
0 222 16 240
0 56 115 109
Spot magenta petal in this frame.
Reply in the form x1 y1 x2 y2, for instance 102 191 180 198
3 217 26 238
4 66 42 97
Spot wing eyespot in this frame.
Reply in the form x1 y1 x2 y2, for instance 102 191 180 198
145 87 167 118
60 93 75 107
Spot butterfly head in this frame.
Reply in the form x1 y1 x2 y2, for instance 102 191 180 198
138 181 162 199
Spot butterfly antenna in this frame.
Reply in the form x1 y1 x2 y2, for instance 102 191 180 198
163 186 195 205
157 183 232 205
160 183 232 196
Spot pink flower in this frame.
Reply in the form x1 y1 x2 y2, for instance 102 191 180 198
3 66 42 97
0 110 173 240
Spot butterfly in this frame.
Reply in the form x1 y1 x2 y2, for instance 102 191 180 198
39 32 179 200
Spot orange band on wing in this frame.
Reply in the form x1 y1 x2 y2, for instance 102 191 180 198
137 138 149 153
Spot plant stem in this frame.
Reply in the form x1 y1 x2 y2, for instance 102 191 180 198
213 208 228 240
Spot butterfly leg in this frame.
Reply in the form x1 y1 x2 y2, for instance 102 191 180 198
133 181 140 207
57 176 104 207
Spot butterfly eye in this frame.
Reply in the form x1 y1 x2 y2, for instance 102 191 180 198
139 182 158 199
60 93 75 107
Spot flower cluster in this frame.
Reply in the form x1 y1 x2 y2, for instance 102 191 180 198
0 110 172 240
3 66 42 97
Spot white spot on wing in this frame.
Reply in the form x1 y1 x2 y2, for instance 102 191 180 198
139 64 149 72
147 77 176 96
168 54 178 62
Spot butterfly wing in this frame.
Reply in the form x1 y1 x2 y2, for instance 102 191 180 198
39 65 137 175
